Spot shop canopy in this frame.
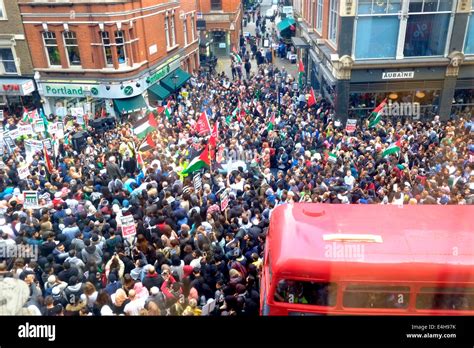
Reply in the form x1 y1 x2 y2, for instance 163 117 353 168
160 68 191 92
148 83 171 100
277 18 296 32
113 94 147 114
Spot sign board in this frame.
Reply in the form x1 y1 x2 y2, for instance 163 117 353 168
345 119 357 133
23 191 39 208
43 138 52 152
193 173 202 192
24 139 44 163
382 71 414 79
70 107 84 117
33 120 46 133
120 215 136 237
220 189 229 211
17 124 34 137
17 165 30 180
8 128 20 139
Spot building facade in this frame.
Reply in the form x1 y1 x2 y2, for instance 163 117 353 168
293 0 474 122
197 0 243 58
19 0 200 117
0 0 37 115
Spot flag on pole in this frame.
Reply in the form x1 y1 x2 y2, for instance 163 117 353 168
195 111 211 136
164 101 173 122
225 115 232 126
133 112 158 139
307 87 316 107
231 46 242 64
139 133 156 152
209 122 219 148
382 139 402 158
43 142 54 174
368 98 387 128
298 59 305 88
267 114 275 131
181 145 211 175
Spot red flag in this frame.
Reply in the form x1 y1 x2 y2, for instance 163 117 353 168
298 59 305 73
209 121 219 148
43 143 54 174
147 112 158 128
307 87 316 107
101 107 106 118
156 106 165 114
195 111 211 136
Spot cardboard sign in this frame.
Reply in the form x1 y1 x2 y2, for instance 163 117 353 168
17 165 30 180
220 189 229 211
43 138 52 151
8 128 20 139
345 119 357 133
70 107 84 117
193 173 202 192
18 124 34 137
120 215 136 237
33 120 46 133
23 191 39 208
24 139 44 163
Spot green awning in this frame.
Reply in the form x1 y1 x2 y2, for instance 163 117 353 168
277 18 296 32
148 83 171 100
113 95 147 114
160 68 191 92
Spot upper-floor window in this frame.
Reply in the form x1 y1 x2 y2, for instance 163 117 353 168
42 31 61 66
165 16 170 48
101 31 113 66
408 0 453 13
357 0 401 14
0 48 17 74
115 30 126 64
464 2 474 54
211 0 222 11
183 18 188 46
316 0 323 31
0 0 6 20
170 15 176 46
191 14 195 41
328 0 338 45
63 31 81 66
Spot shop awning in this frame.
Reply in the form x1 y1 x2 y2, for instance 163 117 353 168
277 18 296 32
113 95 147 114
291 37 310 49
160 68 191 92
148 83 170 100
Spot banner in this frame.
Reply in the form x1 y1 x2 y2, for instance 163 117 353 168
193 173 202 192
24 139 44 163
23 191 39 208
220 189 229 211
345 119 357 133
120 215 136 237
8 128 20 139
17 165 30 180
18 124 34 137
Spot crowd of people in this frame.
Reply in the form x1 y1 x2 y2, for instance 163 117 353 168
0 32 473 316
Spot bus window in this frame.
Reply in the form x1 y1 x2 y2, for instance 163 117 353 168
274 280 337 306
343 285 410 309
416 287 474 311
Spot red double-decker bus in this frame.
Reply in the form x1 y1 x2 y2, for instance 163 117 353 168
260 204 474 315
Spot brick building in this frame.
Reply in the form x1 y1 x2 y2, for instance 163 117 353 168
196 0 243 58
293 0 474 122
0 0 36 114
19 0 200 117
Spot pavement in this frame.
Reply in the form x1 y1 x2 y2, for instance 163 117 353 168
215 1 298 80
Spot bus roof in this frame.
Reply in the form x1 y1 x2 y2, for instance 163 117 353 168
268 204 474 283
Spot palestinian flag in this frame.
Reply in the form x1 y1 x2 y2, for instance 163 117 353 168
267 114 275 131
225 115 232 126
43 142 54 174
164 101 173 121
181 145 211 175
326 152 337 163
298 59 304 88
307 88 316 107
133 112 158 139
382 139 402 158
231 47 242 64
139 133 156 152
368 98 387 128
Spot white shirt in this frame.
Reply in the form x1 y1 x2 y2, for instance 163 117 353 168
344 175 355 189
124 298 145 316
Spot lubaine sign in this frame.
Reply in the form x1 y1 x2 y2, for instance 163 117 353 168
381 71 414 79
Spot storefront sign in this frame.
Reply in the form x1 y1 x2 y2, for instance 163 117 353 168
0 80 35 96
382 71 415 79
44 84 85 97
147 65 171 85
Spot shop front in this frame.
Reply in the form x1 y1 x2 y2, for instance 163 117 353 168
452 65 474 116
0 78 37 116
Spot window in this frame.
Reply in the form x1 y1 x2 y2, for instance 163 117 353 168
328 0 338 44
403 13 450 57
357 0 402 14
211 0 222 11
343 285 410 309
464 6 474 54
408 0 453 13
42 32 61 66
63 31 81 66
274 280 337 307
115 30 126 64
316 0 323 31
170 15 176 46
355 16 399 59
191 15 195 41
101 31 113 66
183 18 188 46
416 287 474 311
0 48 16 74
164 17 170 48
0 0 6 19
